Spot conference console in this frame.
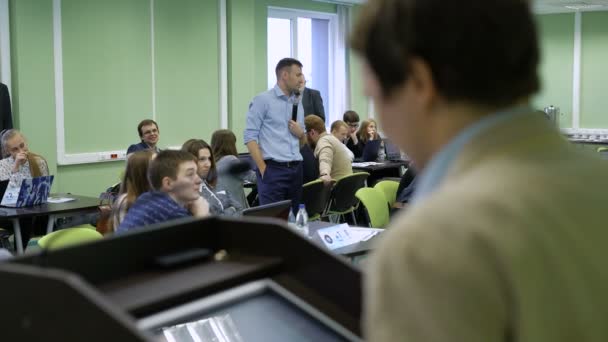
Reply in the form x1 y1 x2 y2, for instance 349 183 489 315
0 216 362 341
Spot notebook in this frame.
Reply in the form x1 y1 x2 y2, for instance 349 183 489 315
0 175 54 207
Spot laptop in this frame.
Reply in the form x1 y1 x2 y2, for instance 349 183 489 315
0 175 54 207
361 139 382 162
384 139 405 161
242 200 292 221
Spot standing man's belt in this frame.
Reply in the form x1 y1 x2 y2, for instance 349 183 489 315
265 160 301 168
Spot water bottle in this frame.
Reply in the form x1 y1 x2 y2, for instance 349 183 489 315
377 141 386 162
295 204 309 237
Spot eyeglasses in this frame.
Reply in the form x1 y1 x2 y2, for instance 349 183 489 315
143 128 158 136
347 122 359 128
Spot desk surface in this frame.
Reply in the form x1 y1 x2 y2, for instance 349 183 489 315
352 160 408 172
0 194 100 219
569 139 608 146
309 221 380 257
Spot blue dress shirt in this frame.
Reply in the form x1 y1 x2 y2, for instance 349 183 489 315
413 106 531 203
243 84 305 162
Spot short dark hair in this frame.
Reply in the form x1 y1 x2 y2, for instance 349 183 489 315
351 0 539 107
137 119 159 138
275 58 303 80
181 139 217 187
147 150 196 191
211 129 238 161
343 110 360 123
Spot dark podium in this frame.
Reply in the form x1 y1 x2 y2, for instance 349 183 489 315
0 216 362 341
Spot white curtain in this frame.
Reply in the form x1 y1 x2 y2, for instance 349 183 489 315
0 0 11 88
328 4 350 126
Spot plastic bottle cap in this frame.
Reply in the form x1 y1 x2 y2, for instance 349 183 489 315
299 204 305 209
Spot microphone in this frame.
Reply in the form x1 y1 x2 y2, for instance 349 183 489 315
292 90 300 122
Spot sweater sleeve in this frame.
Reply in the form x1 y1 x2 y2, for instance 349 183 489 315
315 137 334 177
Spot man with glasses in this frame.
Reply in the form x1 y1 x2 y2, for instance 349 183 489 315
127 119 161 156
343 110 362 158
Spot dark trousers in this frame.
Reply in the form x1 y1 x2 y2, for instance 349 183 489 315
257 160 303 214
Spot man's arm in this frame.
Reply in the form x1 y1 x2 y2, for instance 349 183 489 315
288 120 306 147
316 142 334 180
244 96 266 174
246 141 267 177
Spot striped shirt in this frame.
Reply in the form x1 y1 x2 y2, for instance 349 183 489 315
116 191 190 233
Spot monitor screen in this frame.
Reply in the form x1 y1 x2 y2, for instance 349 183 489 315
241 200 292 221
383 139 401 160
157 289 350 342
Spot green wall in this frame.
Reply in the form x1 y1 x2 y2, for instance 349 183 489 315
534 12 608 129
7 0 360 197
534 13 574 128
348 5 369 120
10 3 605 198
580 11 608 128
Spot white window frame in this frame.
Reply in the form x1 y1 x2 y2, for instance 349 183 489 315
267 7 338 123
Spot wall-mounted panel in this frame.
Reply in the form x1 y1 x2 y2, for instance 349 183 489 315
154 0 220 146
580 11 608 128
62 0 153 153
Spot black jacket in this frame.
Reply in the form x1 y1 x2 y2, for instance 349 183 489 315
301 87 325 123
0 83 13 132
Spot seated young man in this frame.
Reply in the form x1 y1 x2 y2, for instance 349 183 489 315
127 119 161 155
117 150 209 233
305 115 353 183
330 120 354 161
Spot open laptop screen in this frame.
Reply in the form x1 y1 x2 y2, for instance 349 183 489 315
242 200 292 221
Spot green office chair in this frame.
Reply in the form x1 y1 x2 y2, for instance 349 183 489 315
323 172 369 224
302 179 334 221
374 180 400 207
355 187 389 228
37 227 103 250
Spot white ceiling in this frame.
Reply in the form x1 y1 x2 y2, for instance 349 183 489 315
316 0 608 14
534 0 608 13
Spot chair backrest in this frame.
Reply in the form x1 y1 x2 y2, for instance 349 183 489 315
302 179 334 220
327 172 369 213
355 187 389 228
374 180 400 206
38 227 103 250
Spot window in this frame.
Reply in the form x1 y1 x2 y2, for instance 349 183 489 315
267 8 344 126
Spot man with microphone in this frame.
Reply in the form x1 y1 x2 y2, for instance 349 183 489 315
244 58 306 214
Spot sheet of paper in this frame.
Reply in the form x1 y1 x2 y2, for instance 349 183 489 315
317 224 383 250
47 196 76 203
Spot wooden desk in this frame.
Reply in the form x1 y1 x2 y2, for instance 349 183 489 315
0 194 100 254
309 221 380 258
